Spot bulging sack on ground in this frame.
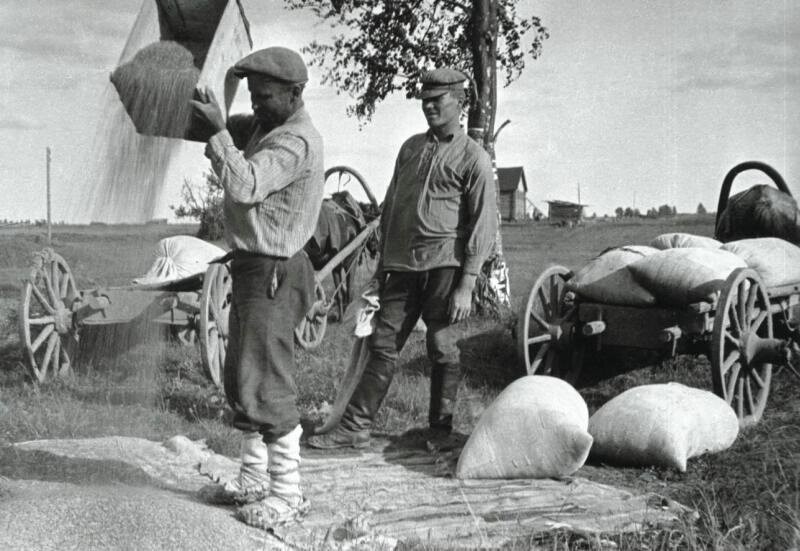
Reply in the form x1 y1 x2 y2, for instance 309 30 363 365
721 238 800 288
133 236 226 284
716 185 800 244
588 383 739 472
456 376 593 479
629 247 746 305
566 246 658 306
649 233 722 250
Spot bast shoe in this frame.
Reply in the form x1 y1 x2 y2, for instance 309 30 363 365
305 426 370 450
197 465 270 505
236 495 311 530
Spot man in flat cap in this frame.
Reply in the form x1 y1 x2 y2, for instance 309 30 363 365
190 46 324 529
308 68 497 450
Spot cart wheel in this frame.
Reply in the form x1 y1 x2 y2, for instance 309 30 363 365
711 268 773 428
516 266 582 382
200 263 232 389
325 165 379 209
18 249 79 382
295 282 327 350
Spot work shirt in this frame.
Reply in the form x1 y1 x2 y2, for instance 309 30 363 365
205 107 325 257
379 129 496 274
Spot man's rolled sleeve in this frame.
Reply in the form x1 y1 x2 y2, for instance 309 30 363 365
462 155 497 274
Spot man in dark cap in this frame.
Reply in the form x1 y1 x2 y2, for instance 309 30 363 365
190 46 324 529
307 67 497 450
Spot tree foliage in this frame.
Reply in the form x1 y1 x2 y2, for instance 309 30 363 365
171 172 225 240
284 0 548 124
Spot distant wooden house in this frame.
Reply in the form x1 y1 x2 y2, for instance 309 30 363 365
546 200 586 226
496 166 527 221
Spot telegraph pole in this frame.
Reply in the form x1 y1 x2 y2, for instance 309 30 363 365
46 147 52 246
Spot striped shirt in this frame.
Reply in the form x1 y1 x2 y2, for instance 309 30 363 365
379 129 496 274
205 107 325 257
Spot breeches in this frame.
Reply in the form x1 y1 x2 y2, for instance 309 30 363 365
223 251 314 443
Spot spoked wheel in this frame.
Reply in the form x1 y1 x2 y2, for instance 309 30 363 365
18 249 79 382
516 265 583 383
200 263 232 389
295 281 328 350
711 268 773 428
324 165 379 209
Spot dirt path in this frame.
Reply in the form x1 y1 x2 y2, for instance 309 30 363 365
1 435 690 549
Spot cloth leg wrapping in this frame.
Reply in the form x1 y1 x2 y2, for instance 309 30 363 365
268 424 303 505
241 430 269 470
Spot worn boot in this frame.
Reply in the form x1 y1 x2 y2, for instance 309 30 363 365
426 362 463 451
429 362 461 432
305 423 371 449
306 359 394 449
198 431 271 505
236 425 310 529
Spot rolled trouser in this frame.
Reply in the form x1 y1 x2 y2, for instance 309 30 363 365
224 251 315 443
339 268 461 433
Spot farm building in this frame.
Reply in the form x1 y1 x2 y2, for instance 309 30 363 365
546 200 586 226
497 166 528 221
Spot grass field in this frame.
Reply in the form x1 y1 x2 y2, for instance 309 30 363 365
1 217 798 549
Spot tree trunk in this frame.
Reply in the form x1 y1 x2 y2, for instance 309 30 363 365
467 0 511 312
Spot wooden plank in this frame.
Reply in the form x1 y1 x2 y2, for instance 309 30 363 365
579 303 709 350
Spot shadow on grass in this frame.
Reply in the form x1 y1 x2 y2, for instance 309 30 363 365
457 327 522 390
380 427 467 477
392 325 523 392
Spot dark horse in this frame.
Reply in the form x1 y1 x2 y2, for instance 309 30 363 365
304 191 380 320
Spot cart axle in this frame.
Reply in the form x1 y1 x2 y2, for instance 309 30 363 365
742 333 793 366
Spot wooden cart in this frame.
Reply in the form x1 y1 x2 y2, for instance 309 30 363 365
18 166 380 388
516 163 800 428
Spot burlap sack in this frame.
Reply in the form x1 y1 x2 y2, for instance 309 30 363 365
133 236 226 284
566 246 658 306
588 383 739 472
456 376 593 479
629 247 746 305
649 233 722 250
721 238 800 288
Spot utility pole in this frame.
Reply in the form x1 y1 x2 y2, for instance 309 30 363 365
46 147 52 246
577 181 581 205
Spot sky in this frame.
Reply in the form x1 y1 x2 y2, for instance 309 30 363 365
0 0 798 222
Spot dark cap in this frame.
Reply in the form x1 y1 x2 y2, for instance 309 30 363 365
232 47 308 83
419 68 468 99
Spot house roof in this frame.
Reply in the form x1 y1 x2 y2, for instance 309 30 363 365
546 200 588 207
496 166 527 192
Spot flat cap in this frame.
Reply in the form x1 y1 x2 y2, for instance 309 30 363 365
232 47 308 83
419 68 468 99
